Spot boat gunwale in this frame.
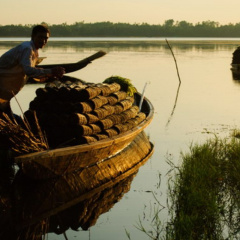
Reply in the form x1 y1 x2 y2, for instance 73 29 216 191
15 94 154 162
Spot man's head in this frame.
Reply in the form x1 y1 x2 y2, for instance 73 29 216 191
31 25 50 49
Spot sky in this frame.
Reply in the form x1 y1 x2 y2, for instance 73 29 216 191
1 0 240 26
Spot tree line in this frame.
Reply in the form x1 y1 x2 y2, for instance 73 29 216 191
1 20 240 37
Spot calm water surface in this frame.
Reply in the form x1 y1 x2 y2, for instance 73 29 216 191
1 38 240 239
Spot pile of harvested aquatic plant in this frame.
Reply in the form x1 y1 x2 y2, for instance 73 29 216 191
25 76 145 148
0 113 48 155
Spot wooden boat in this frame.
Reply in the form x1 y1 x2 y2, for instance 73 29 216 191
231 64 240 71
231 47 240 80
1 132 153 238
15 89 154 179
230 64 240 80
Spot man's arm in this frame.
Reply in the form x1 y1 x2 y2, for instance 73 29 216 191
20 48 65 79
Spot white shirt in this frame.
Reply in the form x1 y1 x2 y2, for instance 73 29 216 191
0 40 51 104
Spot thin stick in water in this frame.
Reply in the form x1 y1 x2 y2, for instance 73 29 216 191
165 39 181 84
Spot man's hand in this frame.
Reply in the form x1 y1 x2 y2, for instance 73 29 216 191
51 66 65 78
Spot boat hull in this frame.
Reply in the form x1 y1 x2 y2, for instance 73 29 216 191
14 130 154 230
15 94 154 179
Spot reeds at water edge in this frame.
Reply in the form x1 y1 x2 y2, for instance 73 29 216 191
128 132 240 240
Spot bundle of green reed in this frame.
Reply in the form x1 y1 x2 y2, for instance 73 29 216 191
0 113 48 155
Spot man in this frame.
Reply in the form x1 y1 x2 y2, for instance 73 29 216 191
0 24 65 115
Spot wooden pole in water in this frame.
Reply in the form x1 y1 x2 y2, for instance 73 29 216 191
165 39 181 84
165 38 182 127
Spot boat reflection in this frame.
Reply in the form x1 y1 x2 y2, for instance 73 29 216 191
0 131 153 240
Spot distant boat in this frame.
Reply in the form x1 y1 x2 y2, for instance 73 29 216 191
230 64 240 80
231 47 240 80
231 64 240 71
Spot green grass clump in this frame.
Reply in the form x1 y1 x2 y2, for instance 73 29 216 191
127 134 240 240
166 136 240 240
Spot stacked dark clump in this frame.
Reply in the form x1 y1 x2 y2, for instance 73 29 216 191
24 79 146 148
232 46 240 64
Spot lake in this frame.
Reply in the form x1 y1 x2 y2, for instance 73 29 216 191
1 37 240 239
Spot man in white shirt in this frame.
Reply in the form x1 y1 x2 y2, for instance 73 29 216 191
0 24 65 115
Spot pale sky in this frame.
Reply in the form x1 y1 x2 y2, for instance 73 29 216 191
1 0 240 26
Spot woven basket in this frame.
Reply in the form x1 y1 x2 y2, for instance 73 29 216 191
114 105 124 114
80 86 101 100
135 112 146 123
97 95 109 105
74 102 93 113
123 121 135 131
121 110 134 121
93 108 110 120
125 112 146 128
105 114 124 125
99 85 112 96
76 125 93 136
107 96 118 105
111 91 127 101
94 133 109 141
126 96 135 103
113 123 129 134
89 124 102 134
117 98 134 111
97 118 114 130
117 112 131 123
89 96 108 110
107 82 121 93
104 128 119 138
102 105 115 115
127 106 139 117
85 113 99 124
68 113 88 125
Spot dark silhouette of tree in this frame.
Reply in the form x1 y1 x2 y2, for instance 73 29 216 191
1 20 240 37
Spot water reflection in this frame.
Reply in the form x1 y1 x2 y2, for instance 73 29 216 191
165 39 182 127
0 130 153 240
165 83 181 128
0 39 239 53
0 168 139 240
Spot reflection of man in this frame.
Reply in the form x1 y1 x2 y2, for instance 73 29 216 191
0 24 65 115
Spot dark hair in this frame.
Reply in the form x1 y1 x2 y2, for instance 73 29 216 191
31 25 50 37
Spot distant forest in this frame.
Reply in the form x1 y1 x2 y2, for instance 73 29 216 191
1 20 240 37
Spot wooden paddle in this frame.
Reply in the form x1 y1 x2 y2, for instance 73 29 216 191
38 50 107 74
31 50 106 82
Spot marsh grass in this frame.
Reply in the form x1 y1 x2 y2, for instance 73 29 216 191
167 135 240 240
129 134 240 240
